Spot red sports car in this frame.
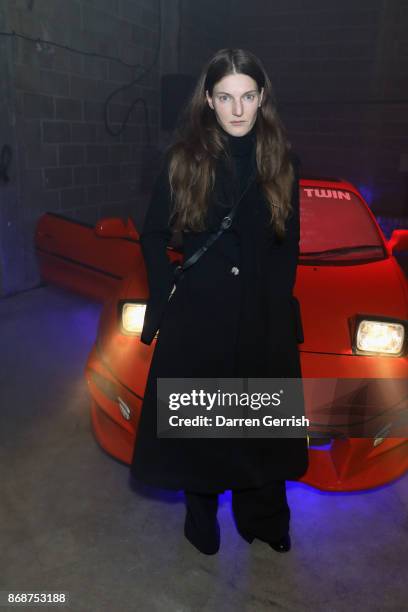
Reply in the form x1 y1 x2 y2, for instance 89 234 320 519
35 176 408 491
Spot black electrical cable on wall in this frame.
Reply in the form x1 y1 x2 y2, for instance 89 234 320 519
0 0 162 139
103 0 162 137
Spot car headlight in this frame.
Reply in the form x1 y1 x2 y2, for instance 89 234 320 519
355 318 405 356
121 301 146 335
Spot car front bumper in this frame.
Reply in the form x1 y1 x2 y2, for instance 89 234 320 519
85 345 408 491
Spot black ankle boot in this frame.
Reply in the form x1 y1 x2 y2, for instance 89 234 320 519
184 511 220 555
238 530 291 552
269 533 291 553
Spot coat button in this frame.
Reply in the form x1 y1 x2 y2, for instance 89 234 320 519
231 266 239 276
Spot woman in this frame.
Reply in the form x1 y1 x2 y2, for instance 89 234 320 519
130 48 308 555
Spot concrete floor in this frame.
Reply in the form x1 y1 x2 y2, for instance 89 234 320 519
0 284 407 612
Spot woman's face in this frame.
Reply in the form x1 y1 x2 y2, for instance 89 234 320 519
206 73 263 137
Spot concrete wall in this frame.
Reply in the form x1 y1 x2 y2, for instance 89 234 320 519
229 0 408 217
0 0 229 296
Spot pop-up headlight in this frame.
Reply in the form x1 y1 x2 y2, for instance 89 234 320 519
120 302 146 336
355 319 405 356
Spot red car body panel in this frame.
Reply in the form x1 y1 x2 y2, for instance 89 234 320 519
34 178 408 491
297 260 408 355
35 213 181 302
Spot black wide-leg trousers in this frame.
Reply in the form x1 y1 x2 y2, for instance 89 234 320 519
185 480 290 545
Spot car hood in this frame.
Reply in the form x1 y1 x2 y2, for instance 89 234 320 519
295 257 408 354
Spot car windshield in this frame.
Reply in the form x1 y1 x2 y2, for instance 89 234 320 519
299 186 386 264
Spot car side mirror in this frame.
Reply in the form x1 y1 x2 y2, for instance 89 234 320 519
388 229 408 254
94 217 139 240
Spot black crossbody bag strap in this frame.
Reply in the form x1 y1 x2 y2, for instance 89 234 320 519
173 168 256 284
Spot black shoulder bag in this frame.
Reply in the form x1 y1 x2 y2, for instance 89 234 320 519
168 169 256 300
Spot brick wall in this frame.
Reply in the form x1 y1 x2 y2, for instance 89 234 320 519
0 3 23 294
229 0 408 217
179 0 230 77
0 0 229 296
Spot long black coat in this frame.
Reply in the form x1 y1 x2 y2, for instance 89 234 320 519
130 144 309 493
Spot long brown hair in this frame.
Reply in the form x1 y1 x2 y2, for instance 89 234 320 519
167 48 295 239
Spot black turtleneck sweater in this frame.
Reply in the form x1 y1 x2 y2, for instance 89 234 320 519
208 124 257 264
223 126 256 202
223 124 257 200
211 124 257 216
